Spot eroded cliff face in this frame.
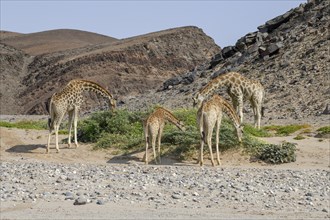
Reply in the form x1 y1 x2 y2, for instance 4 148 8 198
123 0 329 124
0 26 220 114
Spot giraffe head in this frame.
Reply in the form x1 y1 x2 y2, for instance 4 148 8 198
108 97 117 111
192 93 204 107
234 124 244 143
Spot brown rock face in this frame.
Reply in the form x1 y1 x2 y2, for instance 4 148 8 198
0 26 220 114
124 0 329 125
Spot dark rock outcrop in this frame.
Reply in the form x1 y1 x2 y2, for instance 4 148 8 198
131 0 329 125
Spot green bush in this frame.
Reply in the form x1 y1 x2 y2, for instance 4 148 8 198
256 142 296 164
317 126 330 134
78 110 146 151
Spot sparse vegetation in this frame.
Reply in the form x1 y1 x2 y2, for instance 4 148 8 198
316 126 330 135
293 135 306 140
264 124 310 136
0 110 298 164
0 120 69 134
243 124 271 137
0 120 47 130
77 109 296 164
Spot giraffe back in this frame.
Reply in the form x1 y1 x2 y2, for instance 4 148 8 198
145 107 185 132
51 79 116 110
194 72 264 106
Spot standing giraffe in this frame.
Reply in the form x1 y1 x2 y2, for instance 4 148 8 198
143 107 185 165
197 94 243 166
47 79 116 153
193 72 264 129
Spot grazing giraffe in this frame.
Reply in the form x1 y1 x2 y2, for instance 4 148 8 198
143 107 185 165
197 94 243 166
193 72 264 129
47 79 116 153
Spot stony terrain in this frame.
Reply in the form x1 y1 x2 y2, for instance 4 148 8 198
1 160 329 219
0 126 329 219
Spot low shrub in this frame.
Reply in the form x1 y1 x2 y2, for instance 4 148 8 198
317 126 330 135
293 135 305 140
264 124 310 136
243 124 271 137
77 109 297 164
0 120 47 130
256 142 296 164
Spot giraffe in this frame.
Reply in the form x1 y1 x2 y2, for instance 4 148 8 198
143 107 185 165
197 94 243 166
193 72 264 129
47 79 116 153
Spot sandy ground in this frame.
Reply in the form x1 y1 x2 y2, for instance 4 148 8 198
0 125 329 219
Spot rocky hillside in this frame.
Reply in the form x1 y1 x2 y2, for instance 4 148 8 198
123 0 329 125
0 27 220 114
1 29 118 55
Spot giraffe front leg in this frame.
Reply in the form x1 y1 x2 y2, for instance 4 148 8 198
256 107 261 129
238 98 244 124
73 107 79 148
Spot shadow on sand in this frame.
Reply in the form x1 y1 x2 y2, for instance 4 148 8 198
6 144 46 154
6 144 71 154
107 150 195 166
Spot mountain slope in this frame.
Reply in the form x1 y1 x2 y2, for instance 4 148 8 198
122 0 329 126
1 29 118 55
0 26 220 114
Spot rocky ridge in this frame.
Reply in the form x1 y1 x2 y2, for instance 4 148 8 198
122 0 329 125
0 27 220 114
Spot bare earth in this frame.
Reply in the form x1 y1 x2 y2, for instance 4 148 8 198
0 125 329 219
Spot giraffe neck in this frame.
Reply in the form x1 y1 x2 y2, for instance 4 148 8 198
221 99 240 127
199 72 233 97
158 107 184 131
74 80 116 109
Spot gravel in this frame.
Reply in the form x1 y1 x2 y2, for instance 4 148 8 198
0 160 329 216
